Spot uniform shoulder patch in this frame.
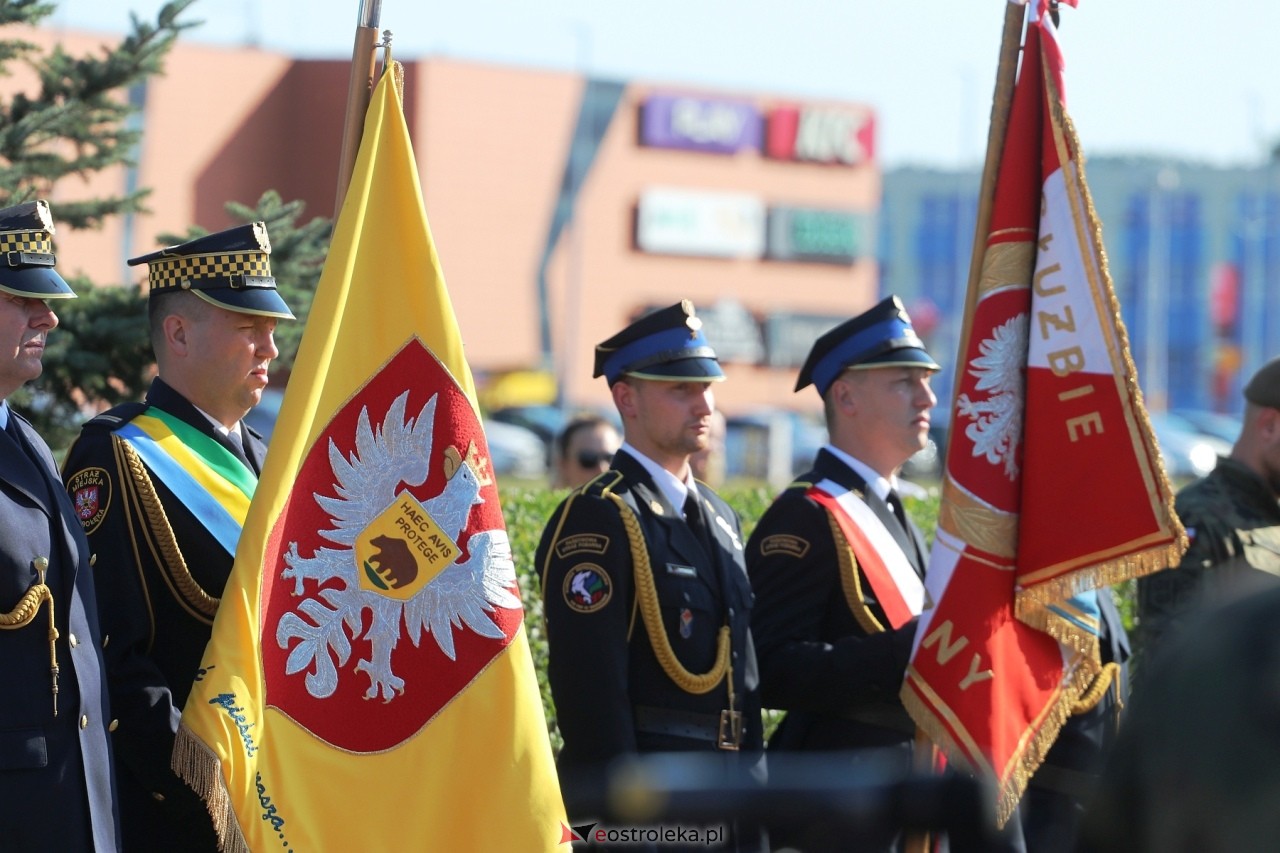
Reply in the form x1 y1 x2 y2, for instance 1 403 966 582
83 401 148 431
67 467 112 535
759 533 810 559
555 533 610 559
563 564 613 613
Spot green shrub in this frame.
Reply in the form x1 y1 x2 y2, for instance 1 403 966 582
504 483 1136 753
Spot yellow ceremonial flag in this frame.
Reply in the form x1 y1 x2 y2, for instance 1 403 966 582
174 66 567 852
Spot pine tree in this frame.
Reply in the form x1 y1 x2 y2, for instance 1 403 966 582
0 2 332 450
0 0 196 224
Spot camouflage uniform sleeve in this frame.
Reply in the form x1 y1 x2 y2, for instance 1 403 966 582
1137 487 1237 665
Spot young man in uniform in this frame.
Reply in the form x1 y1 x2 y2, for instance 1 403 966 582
748 296 1126 851
536 301 764 851
747 297 937 786
62 223 293 851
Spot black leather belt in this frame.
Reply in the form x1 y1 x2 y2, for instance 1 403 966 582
634 706 743 750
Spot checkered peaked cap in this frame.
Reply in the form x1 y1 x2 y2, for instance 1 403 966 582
0 200 75 299
129 222 294 319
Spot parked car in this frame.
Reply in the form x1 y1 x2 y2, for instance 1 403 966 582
244 387 548 479
482 420 548 479
1169 408 1242 445
1148 411 1232 481
488 404 621 467
487 404 566 460
724 408 826 485
243 387 285 442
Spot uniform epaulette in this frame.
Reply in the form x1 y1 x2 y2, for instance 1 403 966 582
82 402 148 432
579 469 627 499
785 478 815 493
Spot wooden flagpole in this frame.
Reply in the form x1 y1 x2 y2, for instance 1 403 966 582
955 2 1027 350
333 0 384 219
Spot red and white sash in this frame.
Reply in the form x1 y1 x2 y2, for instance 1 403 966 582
808 480 924 629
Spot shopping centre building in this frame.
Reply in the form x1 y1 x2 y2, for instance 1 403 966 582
21 25 883 416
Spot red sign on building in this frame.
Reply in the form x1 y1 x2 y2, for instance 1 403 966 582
766 104 875 166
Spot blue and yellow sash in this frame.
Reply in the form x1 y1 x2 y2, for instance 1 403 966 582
114 409 256 557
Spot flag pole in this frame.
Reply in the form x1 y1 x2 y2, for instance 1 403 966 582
956 2 1027 340
334 0 384 218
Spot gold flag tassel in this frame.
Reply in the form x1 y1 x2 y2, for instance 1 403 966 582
173 722 250 853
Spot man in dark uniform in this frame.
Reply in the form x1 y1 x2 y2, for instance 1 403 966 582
536 301 764 851
746 297 938 850
1138 355 1280 662
62 223 293 852
0 201 120 851
747 297 1125 851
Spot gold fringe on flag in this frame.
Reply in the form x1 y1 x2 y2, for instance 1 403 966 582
172 722 249 853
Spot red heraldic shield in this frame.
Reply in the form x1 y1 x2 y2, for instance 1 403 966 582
262 341 523 752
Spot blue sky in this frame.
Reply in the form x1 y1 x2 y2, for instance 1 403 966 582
47 0 1280 169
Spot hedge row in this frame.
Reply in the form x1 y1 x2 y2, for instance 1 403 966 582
500 484 1137 753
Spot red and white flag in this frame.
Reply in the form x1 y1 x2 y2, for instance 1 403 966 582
901 1 1185 823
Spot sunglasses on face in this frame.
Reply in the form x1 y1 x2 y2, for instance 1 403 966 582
576 451 614 468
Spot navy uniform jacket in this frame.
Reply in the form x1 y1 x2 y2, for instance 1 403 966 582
0 409 119 852
535 449 764 842
746 448 924 753
61 378 266 853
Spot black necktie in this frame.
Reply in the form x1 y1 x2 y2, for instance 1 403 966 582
887 489 926 568
684 490 714 555
886 489 909 532
223 427 255 474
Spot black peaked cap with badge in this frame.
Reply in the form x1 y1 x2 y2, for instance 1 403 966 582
0 199 77 299
593 299 725 385
795 295 940 396
129 221 294 319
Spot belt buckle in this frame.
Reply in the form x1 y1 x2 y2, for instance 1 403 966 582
718 710 743 751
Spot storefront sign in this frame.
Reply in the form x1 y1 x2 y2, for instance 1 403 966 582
635 188 766 259
696 299 766 364
765 104 875 165
639 94 762 154
767 207 870 264
764 313 846 367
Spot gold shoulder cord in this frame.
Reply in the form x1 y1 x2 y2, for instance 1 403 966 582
0 558 59 716
1071 660 1120 716
826 511 887 635
115 436 219 621
604 491 731 696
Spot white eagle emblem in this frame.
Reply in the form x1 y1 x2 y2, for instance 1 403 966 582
955 313 1027 480
276 390 519 702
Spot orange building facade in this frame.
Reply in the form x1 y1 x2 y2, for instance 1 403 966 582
25 26 880 418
